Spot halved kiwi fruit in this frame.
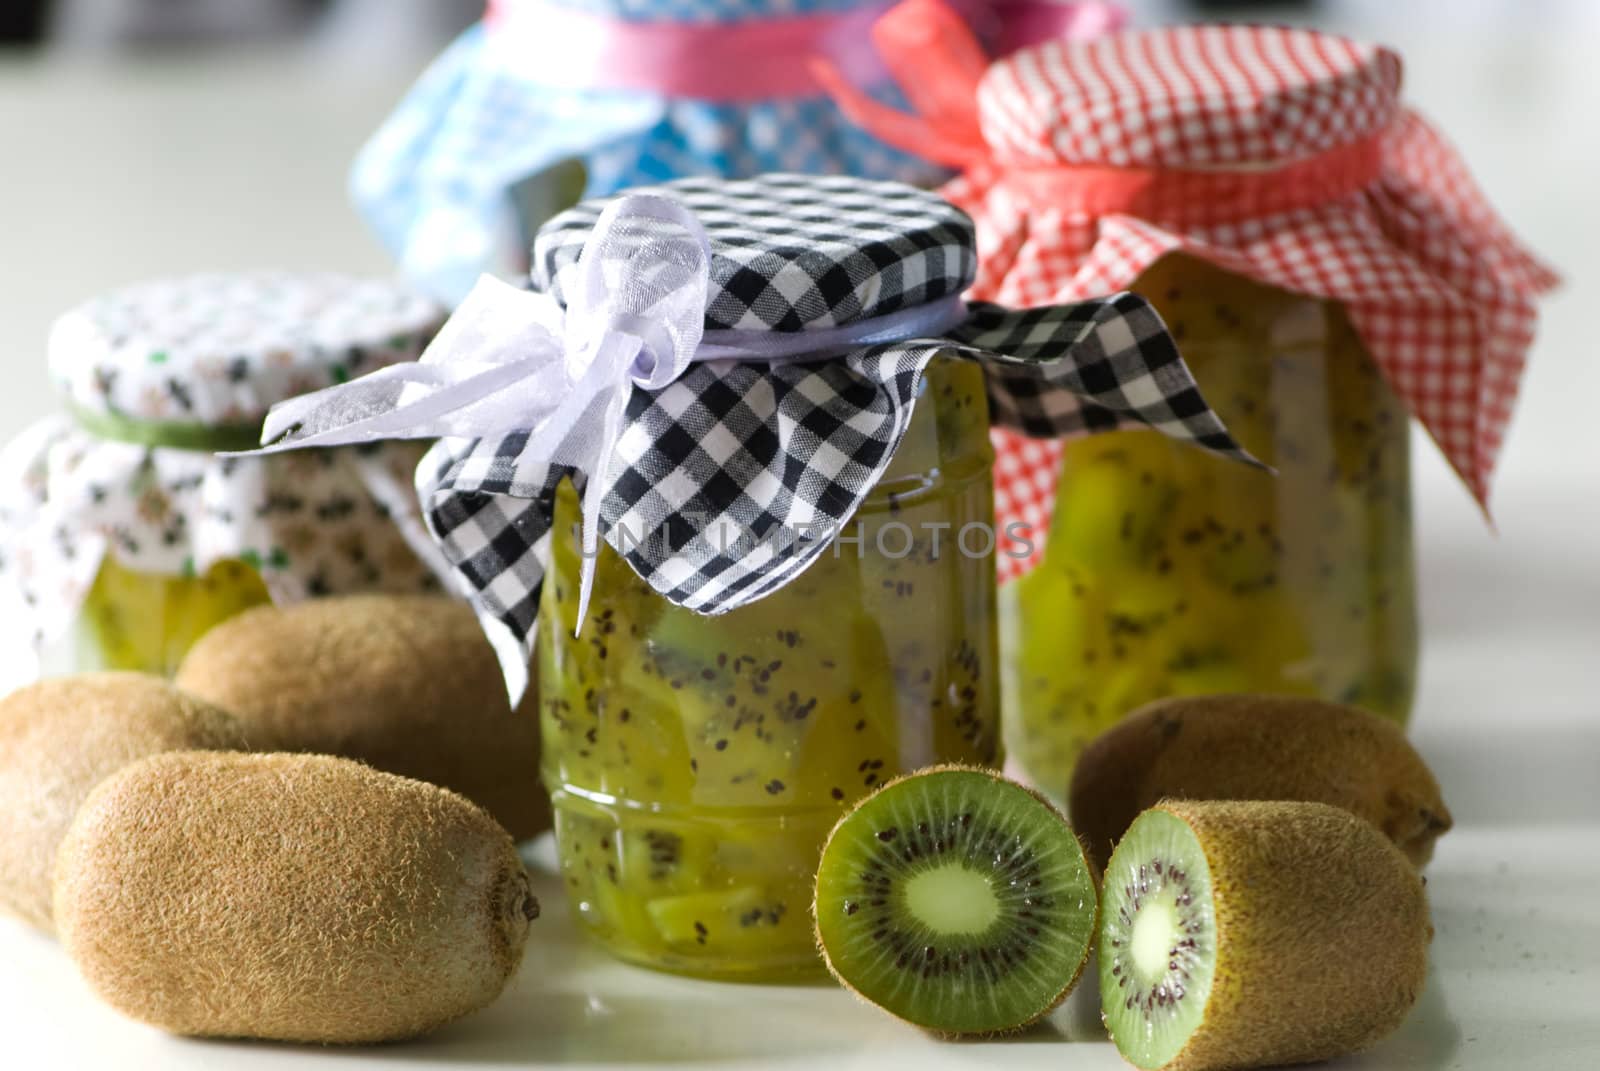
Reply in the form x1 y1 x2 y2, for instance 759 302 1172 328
813 766 1099 1035
1099 800 1430 1071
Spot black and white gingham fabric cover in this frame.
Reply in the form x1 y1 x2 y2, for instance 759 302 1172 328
421 174 1247 660
535 174 974 331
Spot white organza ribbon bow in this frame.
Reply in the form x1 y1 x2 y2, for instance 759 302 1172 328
249 192 966 624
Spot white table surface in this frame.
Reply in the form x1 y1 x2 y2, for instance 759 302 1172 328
2 4 1598 1068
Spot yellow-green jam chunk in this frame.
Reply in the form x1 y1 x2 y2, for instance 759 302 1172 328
1003 256 1418 797
538 358 999 979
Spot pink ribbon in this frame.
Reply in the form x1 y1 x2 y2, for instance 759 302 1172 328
484 0 1125 102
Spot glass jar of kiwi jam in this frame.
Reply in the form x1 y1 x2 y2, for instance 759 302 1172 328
1002 255 1418 794
538 356 998 980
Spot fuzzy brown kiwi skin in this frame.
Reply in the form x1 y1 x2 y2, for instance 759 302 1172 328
53 751 536 1045
176 595 550 840
1104 799 1432 1071
0 673 247 933
1070 694 1451 870
813 763 1100 1038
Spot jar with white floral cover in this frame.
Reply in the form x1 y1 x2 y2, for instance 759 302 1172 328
0 273 450 684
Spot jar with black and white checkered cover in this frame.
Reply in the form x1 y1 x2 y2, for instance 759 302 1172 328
244 172 1250 979
0 273 448 684
517 180 1002 978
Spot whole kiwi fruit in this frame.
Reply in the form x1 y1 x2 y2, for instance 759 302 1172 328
175 594 548 840
1069 694 1451 868
1099 799 1431 1071
0 672 246 932
54 751 537 1044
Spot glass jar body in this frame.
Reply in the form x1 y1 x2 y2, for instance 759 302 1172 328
73 556 272 677
538 357 998 980
56 440 440 679
1002 255 1419 796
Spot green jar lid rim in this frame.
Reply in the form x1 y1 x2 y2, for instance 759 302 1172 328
68 405 264 453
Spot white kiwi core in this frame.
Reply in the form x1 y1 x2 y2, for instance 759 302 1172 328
904 865 999 934
1129 895 1183 981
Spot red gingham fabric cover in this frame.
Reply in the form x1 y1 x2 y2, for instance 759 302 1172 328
939 25 1558 582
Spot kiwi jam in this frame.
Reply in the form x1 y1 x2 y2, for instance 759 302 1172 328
76 557 272 677
1002 255 1418 795
539 357 999 979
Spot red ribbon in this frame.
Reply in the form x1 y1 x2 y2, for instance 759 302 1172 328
816 0 1385 223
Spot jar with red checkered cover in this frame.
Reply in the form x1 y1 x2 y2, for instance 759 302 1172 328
822 8 1558 796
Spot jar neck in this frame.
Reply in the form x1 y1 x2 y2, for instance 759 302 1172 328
68 405 265 453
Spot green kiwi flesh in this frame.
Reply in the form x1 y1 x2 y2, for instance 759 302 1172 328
1098 809 1216 1069
813 766 1098 1034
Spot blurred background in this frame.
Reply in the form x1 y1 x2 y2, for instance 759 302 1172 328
2 0 1595 455
0 1 1596 813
